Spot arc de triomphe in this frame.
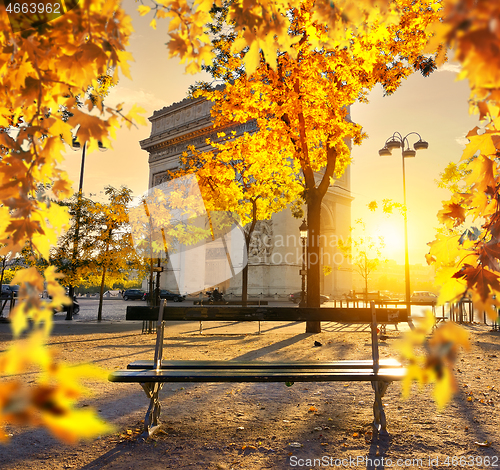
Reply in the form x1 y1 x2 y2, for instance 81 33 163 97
140 95 353 297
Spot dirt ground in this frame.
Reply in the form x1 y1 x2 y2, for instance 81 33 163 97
0 320 499 470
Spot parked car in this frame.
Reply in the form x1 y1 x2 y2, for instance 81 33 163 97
122 289 145 300
1 285 19 299
143 290 186 302
1 285 12 299
289 292 329 304
343 291 391 302
410 291 438 303
8 285 20 297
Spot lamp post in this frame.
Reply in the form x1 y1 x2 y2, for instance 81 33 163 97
66 139 106 320
299 219 308 308
378 132 428 319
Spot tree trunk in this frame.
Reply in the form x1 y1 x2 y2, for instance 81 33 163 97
306 191 322 333
242 202 257 308
241 263 249 307
97 264 107 322
98 237 111 322
0 257 6 317
0 257 5 293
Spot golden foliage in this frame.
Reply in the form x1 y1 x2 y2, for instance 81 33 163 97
0 0 142 443
399 311 470 408
0 0 498 440
177 133 303 227
426 1 500 320
0 331 112 443
142 0 438 75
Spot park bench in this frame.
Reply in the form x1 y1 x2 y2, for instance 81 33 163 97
109 301 408 439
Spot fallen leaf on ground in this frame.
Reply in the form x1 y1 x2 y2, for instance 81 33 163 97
475 441 491 447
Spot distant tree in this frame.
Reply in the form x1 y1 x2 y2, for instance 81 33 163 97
339 220 386 302
50 195 98 289
52 187 147 321
87 186 147 321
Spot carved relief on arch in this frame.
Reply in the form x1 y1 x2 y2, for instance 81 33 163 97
153 171 173 187
248 220 273 264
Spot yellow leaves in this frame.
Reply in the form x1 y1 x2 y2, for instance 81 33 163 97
430 320 470 353
67 110 108 148
0 332 113 444
399 312 470 408
462 127 500 161
437 203 466 229
429 2 441 12
43 408 113 444
432 367 455 408
434 267 467 306
431 0 500 106
8 267 69 338
124 104 147 129
0 0 149 446
155 0 430 75
150 18 157 30
138 5 151 16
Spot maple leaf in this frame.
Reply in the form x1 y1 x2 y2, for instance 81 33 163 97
0 0 138 444
452 265 500 302
138 5 151 16
476 240 500 273
437 202 466 228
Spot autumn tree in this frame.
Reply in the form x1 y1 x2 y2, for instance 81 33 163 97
185 0 439 331
0 0 144 442
339 220 386 302
50 195 98 289
177 130 303 305
425 0 500 321
51 187 146 321
87 187 146 322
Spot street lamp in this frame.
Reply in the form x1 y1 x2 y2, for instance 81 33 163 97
299 219 308 308
65 138 107 320
378 132 428 319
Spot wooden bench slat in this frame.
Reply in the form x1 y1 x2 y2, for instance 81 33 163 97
193 301 268 305
125 306 408 323
126 358 403 370
109 367 406 383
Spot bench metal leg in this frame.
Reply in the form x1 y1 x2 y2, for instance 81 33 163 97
371 380 389 433
140 382 163 439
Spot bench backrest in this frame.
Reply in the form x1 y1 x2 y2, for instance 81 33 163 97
140 301 400 371
126 305 408 323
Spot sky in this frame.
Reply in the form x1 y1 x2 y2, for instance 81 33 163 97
62 0 479 267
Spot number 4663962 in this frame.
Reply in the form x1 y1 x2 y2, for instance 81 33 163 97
6 3 62 14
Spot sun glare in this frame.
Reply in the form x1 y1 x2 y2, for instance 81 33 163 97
374 221 405 261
